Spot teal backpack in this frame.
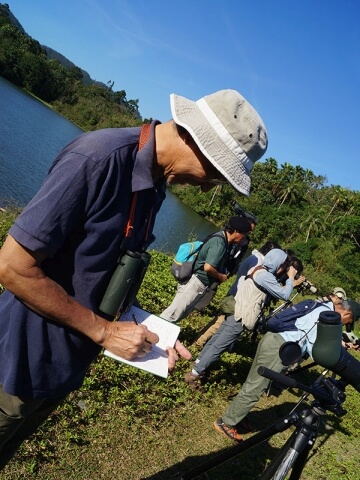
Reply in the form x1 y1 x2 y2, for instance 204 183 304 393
171 233 224 283
171 241 204 282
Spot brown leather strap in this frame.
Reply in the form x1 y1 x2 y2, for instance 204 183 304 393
124 192 138 238
138 123 151 151
123 124 153 239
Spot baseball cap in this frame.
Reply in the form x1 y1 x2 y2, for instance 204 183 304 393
229 216 252 233
170 89 268 196
348 300 360 322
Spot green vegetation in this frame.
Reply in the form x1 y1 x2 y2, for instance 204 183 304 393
170 158 360 300
1 243 360 480
0 4 359 302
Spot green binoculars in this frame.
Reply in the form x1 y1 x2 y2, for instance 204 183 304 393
100 250 151 317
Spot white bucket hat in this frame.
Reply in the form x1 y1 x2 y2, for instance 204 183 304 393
170 89 268 196
331 287 347 300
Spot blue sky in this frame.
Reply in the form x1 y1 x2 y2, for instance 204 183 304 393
9 0 360 191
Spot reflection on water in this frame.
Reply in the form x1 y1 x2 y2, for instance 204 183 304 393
0 76 83 205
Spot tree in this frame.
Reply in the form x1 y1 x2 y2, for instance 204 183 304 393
273 163 305 208
300 211 326 243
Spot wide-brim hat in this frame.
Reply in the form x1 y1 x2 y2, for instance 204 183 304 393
170 89 268 196
331 287 347 300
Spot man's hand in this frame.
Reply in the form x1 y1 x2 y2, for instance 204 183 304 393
203 263 227 283
293 275 306 287
100 323 192 373
166 340 192 373
99 321 159 360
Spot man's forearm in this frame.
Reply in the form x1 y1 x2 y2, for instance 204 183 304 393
203 263 227 282
0 235 108 344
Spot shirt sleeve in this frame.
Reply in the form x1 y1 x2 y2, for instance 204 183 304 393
202 236 227 270
9 151 110 257
279 305 332 358
256 271 294 300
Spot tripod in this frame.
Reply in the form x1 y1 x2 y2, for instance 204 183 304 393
180 367 347 480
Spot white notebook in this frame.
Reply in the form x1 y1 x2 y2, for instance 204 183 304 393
103 306 180 378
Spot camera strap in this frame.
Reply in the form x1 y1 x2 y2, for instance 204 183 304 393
123 124 154 245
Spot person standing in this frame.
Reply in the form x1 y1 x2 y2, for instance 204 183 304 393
185 249 305 386
161 216 252 323
194 240 281 347
0 88 268 468
226 207 259 277
214 299 356 442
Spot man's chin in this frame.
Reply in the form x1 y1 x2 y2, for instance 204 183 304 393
200 183 216 193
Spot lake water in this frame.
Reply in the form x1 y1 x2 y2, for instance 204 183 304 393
0 76 217 253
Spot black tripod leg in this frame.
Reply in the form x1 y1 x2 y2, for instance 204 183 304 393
260 433 296 480
261 425 314 480
288 444 312 480
180 415 297 480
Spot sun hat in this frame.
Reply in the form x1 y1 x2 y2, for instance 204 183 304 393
228 216 252 233
170 89 268 196
331 287 347 300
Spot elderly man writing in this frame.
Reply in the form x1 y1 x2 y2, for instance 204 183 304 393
0 89 268 468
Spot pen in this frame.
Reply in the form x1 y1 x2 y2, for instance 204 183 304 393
132 313 138 325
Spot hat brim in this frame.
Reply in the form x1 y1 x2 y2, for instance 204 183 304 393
332 288 347 300
170 94 251 196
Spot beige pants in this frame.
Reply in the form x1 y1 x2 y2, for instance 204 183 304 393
194 314 226 347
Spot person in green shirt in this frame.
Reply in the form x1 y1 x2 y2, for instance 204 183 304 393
160 216 251 323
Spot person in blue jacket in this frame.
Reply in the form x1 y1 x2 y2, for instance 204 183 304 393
185 249 305 385
214 299 356 442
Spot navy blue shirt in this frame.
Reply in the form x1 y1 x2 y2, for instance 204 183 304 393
0 121 166 398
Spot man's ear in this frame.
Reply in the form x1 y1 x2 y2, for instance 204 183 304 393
343 311 353 324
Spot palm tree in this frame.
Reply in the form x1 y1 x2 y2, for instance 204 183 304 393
325 186 350 221
300 212 325 242
273 163 305 208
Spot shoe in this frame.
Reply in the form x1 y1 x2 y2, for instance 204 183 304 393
184 371 202 387
213 418 243 442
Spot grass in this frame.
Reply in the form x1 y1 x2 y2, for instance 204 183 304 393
1 249 360 480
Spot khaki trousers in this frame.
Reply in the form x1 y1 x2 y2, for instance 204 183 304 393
194 314 226 347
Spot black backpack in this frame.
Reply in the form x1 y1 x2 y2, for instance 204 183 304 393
267 299 325 333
